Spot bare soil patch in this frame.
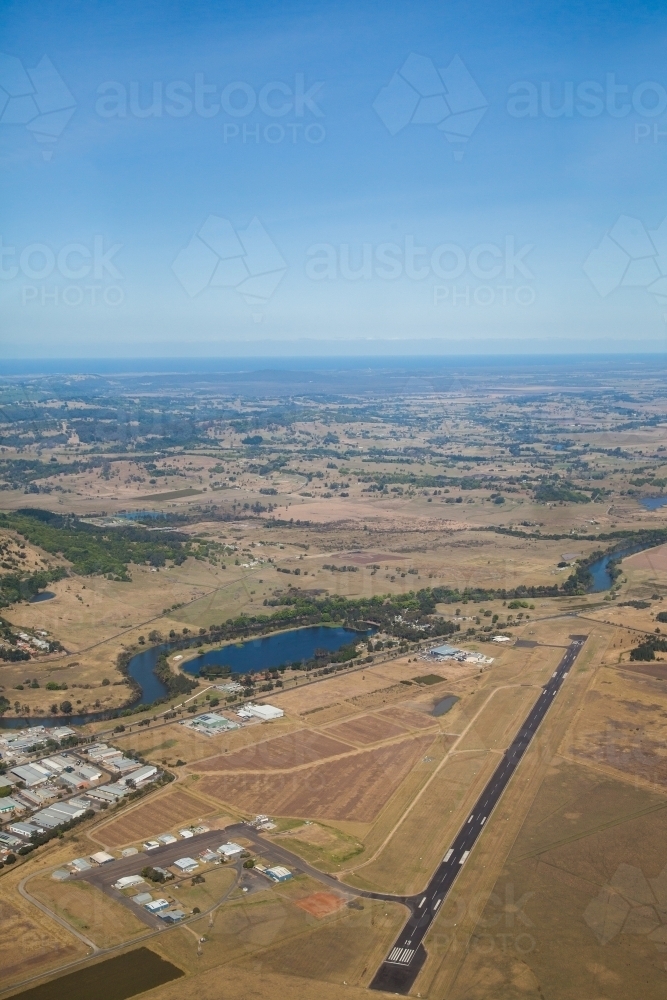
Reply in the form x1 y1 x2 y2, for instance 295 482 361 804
95 788 216 848
199 734 434 821
618 662 667 681
294 892 347 918
196 730 352 772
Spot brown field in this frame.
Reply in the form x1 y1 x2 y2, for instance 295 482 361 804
199 734 434 821
325 712 408 744
376 705 440 729
196 730 352 772
294 892 348 918
94 787 217 848
617 661 667 681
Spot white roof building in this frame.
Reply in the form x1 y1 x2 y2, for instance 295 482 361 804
121 765 157 786
10 764 50 786
90 851 115 865
145 898 170 912
217 842 243 858
113 875 145 890
237 703 284 721
173 857 198 872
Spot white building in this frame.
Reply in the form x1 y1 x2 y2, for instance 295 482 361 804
237 703 284 721
217 842 244 859
173 857 199 873
90 851 114 865
113 875 145 890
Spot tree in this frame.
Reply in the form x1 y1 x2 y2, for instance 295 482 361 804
59 700 72 714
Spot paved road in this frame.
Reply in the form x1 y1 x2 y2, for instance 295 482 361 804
369 635 588 994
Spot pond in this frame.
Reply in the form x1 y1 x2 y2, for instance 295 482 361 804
639 496 667 511
432 694 460 717
29 591 55 603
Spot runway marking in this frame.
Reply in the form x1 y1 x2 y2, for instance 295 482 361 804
459 850 470 865
419 896 426 908
387 947 415 965
443 849 453 862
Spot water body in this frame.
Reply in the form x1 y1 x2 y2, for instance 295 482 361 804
118 510 168 520
182 625 365 676
432 695 460 717
640 496 667 511
0 625 367 729
588 543 657 592
29 591 55 603
10 948 183 1000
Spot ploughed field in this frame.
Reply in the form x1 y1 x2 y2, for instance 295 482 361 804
94 787 216 849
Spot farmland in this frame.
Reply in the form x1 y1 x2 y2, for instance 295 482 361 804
2 364 667 998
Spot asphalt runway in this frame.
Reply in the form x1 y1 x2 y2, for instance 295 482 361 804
369 635 588 994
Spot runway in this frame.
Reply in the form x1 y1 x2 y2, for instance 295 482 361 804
369 635 587 994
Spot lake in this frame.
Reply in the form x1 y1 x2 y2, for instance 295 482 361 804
29 591 55 603
181 624 366 677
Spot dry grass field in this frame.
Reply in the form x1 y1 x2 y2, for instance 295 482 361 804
422 758 667 1000
30 876 148 949
562 663 667 789
112 714 299 764
198 733 435 822
325 712 409 744
0 883 85 990
92 787 218 848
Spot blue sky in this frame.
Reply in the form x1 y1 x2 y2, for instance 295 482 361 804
2 0 667 356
